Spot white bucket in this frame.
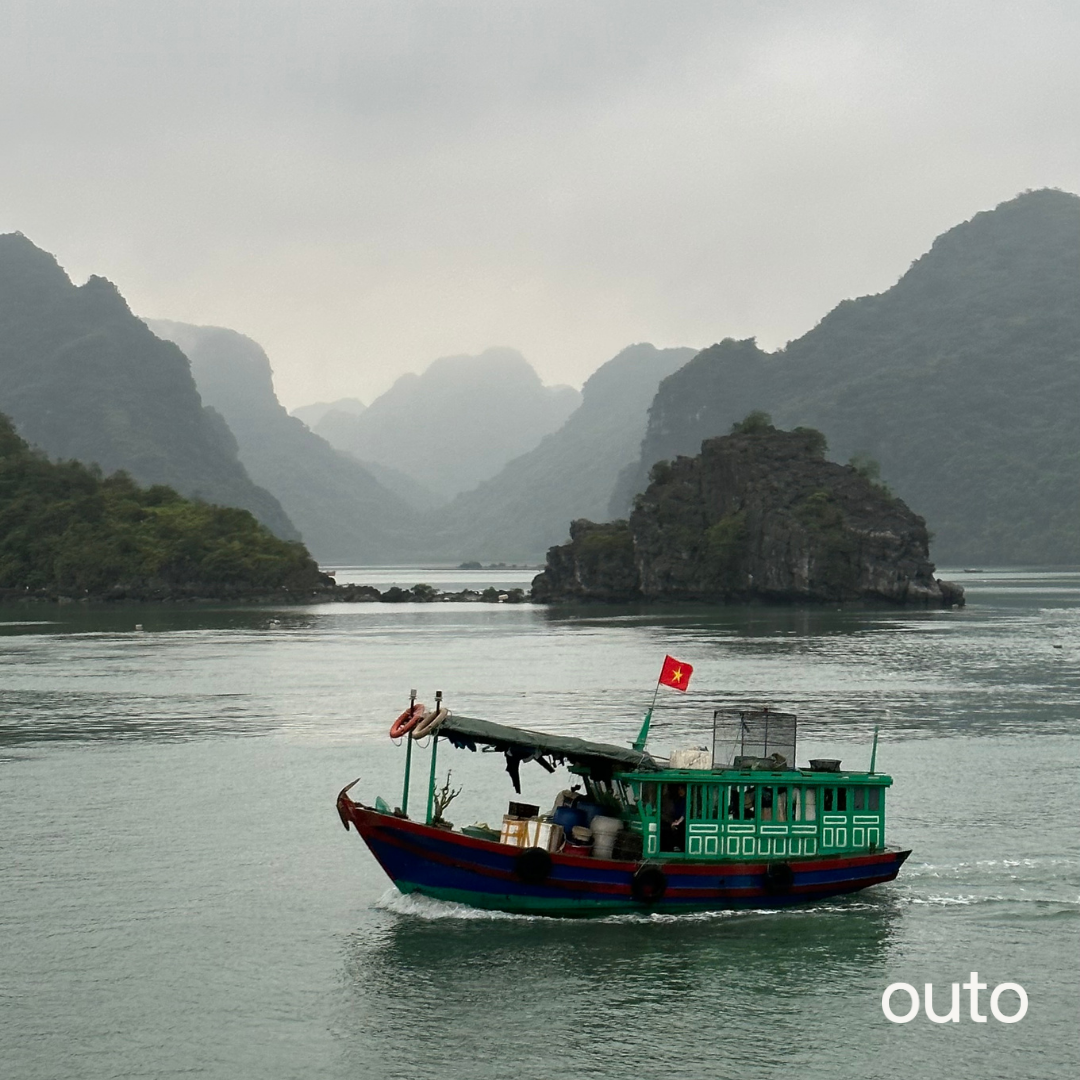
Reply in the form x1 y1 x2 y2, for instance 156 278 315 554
589 815 622 860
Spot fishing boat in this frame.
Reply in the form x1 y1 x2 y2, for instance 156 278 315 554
336 691 909 917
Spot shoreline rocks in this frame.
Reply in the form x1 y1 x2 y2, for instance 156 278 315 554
0 583 529 606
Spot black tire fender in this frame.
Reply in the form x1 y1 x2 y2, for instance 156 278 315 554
514 846 553 884
763 861 795 894
631 864 667 904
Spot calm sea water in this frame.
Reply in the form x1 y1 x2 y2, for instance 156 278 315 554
2 569 1077 1080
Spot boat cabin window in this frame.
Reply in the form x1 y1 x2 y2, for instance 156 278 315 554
689 783 721 820
761 786 791 822
853 787 865 811
867 787 881 811
660 784 688 852
801 787 816 821
640 782 658 812
727 784 758 821
822 787 847 812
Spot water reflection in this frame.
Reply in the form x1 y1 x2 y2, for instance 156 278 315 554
1 571 1076 752
340 897 902 1080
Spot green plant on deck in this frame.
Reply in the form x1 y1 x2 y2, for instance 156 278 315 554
432 770 462 824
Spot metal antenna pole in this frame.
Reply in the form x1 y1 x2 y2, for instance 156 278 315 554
401 689 416 814
426 734 440 825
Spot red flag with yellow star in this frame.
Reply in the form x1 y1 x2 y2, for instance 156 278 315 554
658 654 692 692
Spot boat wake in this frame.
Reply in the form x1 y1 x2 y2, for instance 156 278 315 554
375 889 530 921
374 888 896 924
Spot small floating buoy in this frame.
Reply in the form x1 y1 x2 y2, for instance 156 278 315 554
134 624 143 631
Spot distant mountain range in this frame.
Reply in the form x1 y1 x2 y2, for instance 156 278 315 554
416 343 696 562
291 397 366 429
0 233 297 540
146 320 425 564
308 347 581 503
5 187 1072 572
612 189 1080 565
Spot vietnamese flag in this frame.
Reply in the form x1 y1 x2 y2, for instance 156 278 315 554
658 654 693 692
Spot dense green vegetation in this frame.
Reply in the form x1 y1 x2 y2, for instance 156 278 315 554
614 189 1080 564
0 416 324 597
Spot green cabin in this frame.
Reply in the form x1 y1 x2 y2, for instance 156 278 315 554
563 707 891 861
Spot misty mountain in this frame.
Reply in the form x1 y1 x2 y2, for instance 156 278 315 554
417 343 696 562
291 397 366 429
312 347 581 500
611 189 1080 565
145 320 424 564
0 233 297 539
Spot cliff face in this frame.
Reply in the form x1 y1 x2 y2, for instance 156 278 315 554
0 234 298 540
147 320 425 564
533 425 963 606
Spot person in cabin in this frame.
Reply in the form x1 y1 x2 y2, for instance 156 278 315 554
660 784 687 851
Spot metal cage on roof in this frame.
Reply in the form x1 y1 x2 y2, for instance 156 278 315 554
712 708 797 770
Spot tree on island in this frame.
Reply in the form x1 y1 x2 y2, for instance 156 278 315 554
0 414 326 599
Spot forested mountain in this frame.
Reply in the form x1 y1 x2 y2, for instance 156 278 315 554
612 189 1080 564
313 347 581 500
0 414 323 598
146 321 424 564
0 234 297 539
418 343 696 562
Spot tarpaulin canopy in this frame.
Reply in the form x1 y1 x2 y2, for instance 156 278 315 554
435 713 659 774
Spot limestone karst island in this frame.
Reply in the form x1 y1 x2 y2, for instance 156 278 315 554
532 416 964 607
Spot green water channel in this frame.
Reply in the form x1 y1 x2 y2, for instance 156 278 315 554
1 569 1077 1079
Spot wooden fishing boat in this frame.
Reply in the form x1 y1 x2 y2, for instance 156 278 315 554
336 697 909 917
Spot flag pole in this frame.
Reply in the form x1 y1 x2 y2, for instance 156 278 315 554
633 677 662 752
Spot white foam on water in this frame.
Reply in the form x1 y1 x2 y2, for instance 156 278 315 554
375 888 540 921
375 887 894 924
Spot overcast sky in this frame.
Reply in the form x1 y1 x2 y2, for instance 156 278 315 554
1 1 1077 408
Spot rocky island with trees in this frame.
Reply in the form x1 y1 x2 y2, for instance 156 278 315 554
532 415 965 607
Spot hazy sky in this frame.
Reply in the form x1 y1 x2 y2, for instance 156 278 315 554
2 1 1077 408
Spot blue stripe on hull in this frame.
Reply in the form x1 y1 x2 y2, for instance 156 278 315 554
352 805 908 917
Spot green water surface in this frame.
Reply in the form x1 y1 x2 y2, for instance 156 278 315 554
1 569 1077 1079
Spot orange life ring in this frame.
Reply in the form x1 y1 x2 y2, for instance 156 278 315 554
389 703 425 739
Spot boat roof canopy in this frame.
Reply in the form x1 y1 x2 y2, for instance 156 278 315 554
437 713 659 772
